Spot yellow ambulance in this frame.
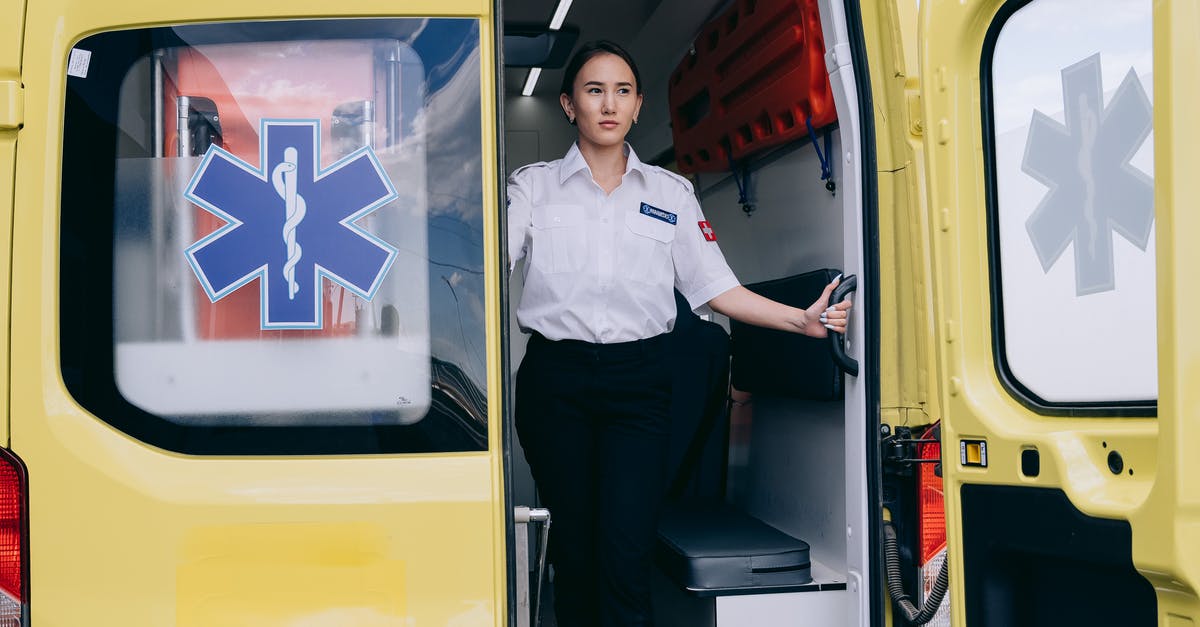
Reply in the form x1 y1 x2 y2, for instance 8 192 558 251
0 0 1195 625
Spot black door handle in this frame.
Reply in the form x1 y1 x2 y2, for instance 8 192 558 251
828 274 858 377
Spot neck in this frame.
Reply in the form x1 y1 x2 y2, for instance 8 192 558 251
577 140 628 182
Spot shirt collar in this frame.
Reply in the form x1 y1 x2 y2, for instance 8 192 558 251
558 142 648 185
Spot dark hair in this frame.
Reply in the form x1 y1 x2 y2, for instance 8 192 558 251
558 40 643 97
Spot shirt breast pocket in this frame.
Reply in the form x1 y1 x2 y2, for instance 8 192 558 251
531 204 587 274
623 210 677 285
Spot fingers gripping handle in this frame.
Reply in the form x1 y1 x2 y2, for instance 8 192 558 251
828 274 858 377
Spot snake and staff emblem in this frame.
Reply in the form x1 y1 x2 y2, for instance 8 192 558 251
186 119 398 329
272 146 306 300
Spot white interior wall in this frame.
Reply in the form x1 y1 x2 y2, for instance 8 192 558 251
696 135 849 579
736 398 847 575
694 135 845 284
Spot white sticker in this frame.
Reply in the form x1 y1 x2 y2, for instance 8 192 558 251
67 49 92 78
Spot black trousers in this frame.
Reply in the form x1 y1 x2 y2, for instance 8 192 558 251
515 332 671 627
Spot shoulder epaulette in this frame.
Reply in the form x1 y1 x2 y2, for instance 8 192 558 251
508 161 552 182
651 165 696 195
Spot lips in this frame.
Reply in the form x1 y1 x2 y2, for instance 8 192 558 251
599 121 619 129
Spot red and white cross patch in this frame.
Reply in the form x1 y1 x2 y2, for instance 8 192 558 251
698 221 717 242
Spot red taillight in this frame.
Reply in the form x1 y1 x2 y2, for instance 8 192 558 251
0 448 26 626
917 424 951 626
917 426 946 563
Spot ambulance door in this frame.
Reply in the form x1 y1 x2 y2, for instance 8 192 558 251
919 0 1198 624
14 2 507 625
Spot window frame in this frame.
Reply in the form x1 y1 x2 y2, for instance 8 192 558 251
59 18 493 454
980 0 1157 417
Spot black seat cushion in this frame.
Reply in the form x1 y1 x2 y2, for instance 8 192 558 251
729 269 842 400
657 501 813 596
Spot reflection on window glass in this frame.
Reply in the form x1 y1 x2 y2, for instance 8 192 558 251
61 19 489 453
991 0 1155 404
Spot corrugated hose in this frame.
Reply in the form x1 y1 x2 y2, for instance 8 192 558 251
883 520 949 625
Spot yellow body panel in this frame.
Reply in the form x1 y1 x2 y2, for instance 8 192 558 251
1135 0 1200 619
858 0 940 434
0 0 22 446
12 1 507 625
917 0 1198 623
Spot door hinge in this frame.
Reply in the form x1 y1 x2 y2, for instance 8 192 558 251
880 424 942 477
0 80 23 130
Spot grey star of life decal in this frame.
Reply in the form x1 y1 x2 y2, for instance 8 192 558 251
1021 53 1154 296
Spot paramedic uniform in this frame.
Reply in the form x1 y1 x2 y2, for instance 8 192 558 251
509 143 738 627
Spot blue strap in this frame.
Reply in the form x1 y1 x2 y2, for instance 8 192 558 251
727 153 747 205
727 149 755 216
805 116 835 192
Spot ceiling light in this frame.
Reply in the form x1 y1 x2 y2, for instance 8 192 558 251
522 67 542 97
522 0 572 96
549 0 574 30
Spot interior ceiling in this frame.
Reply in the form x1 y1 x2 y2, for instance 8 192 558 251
501 0 720 100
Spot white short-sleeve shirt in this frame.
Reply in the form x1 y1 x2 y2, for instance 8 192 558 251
508 143 739 343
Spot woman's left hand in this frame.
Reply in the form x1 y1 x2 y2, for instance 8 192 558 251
709 280 852 338
799 276 852 338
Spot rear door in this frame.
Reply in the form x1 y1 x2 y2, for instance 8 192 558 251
920 0 1198 624
15 1 507 624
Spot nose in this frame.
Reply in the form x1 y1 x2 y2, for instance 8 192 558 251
601 91 615 114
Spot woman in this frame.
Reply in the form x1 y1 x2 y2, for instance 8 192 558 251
507 41 851 626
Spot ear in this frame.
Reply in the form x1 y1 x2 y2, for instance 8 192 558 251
633 93 644 122
559 93 575 123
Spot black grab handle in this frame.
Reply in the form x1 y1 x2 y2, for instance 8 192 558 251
827 274 858 377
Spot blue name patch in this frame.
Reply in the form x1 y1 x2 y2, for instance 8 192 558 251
640 203 677 225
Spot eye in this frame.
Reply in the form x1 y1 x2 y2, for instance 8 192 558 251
587 87 602 95
617 87 631 95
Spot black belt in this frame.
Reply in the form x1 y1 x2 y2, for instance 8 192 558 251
529 331 668 360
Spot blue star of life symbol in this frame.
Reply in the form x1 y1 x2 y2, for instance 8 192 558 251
185 119 399 329
1022 54 1154 296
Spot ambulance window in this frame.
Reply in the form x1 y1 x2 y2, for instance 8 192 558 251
59 20 492 453
986 0 1156 410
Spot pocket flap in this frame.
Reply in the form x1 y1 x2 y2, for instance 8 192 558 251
532 204 584 229
626 209 677 243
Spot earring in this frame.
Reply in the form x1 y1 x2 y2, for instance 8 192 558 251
569 117 576 125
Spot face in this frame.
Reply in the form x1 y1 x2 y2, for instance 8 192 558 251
560 53 644 150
